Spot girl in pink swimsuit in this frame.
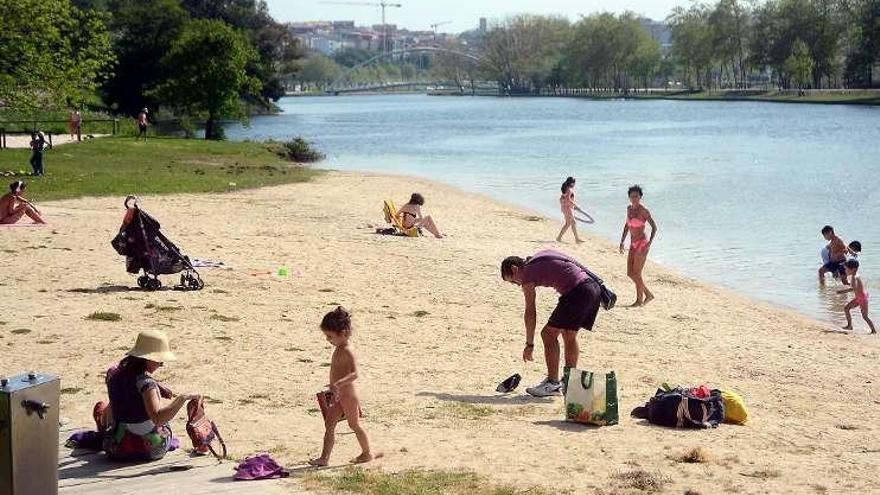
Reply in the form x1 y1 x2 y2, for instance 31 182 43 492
556 177 587 243
839 259 876 333
619 185 657 307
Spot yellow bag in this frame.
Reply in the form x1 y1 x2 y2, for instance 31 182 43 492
721 390 749 424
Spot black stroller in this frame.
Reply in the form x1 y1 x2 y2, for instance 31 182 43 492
111 196 204 291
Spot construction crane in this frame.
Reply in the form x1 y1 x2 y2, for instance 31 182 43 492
430 21 452 42
320 1 403 55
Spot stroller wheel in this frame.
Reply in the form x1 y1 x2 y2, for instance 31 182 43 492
190 276 204 290
146 278 162 291
137 276 149 289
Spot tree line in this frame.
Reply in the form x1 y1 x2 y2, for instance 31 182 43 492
0 0 301 139
472 0 879 93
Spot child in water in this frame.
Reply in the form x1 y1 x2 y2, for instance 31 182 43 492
838 260 876 334
309 307 374 466
556 177 593 243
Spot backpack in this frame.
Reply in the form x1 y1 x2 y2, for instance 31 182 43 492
186 398 227 458
527 254 617 310
632 388 725 429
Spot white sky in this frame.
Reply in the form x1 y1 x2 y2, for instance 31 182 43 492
266 0 686 32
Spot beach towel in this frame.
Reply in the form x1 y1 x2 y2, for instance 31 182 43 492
233 454 289 481
190 259 227 268
562 368 619 426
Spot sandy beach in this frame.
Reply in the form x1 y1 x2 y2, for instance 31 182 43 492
2 171 879 494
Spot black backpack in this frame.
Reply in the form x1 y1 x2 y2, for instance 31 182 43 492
632 388 725 429
526 254 617 310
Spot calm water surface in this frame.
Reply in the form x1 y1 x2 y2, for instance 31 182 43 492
226 95 880 324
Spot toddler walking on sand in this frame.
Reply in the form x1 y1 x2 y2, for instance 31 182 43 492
838 260 876 334
309 307 374 466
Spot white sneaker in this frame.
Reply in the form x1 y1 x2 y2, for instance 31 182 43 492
526 377 562 397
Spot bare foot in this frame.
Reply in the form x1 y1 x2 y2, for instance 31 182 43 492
575 239 585 244
643 294 654 306
841 325 853 331
629 300 643 308
351 452 374 464
308 457 329 467
555 237 563 242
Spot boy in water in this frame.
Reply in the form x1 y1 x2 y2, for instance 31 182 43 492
309 307 373 466
838 260 876 334
819 226 849 285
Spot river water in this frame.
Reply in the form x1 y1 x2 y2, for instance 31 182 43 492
226 94 880 324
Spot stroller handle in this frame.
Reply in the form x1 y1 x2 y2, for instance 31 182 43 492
124 195 138 209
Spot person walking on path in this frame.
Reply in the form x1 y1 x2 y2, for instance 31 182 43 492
501 249 605 397
136 108 149 142
29 131 50 176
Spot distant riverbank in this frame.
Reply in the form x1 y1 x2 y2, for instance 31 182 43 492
557 89 880 106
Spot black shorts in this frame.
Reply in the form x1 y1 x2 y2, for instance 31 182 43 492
548 280 602 332
822 260 845 278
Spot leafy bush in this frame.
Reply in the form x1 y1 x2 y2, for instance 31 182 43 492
268 137 325 163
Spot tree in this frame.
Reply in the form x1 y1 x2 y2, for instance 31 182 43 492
784 39 815 89
0 0 115 110
154 20 261 139
300 55 344 91
100 0 189 115
668 4 715 89
480 15 570 93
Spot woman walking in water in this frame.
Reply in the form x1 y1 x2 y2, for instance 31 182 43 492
619 185 657 306
556 177 593 243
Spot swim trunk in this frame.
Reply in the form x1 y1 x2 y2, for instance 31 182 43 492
548 279 602 332
822 260 846 278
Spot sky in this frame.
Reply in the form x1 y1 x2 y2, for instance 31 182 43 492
266 0 687 33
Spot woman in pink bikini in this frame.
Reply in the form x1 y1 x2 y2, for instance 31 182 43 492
618 185 657 307
838 259 876 333
556 177 593 243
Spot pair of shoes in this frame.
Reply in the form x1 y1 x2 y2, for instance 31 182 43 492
526 377 562 397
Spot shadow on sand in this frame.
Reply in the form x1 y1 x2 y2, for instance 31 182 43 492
67 285 137 294
416 391 554 405
532 419 601 432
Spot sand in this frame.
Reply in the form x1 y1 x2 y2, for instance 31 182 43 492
2 134 109 149
2 172 878 494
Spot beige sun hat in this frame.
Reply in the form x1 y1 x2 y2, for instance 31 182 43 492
126 330 177 363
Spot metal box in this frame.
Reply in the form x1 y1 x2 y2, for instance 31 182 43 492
0 372 60 495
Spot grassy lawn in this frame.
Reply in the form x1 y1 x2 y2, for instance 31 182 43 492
569 90 880 105
0 137 320 201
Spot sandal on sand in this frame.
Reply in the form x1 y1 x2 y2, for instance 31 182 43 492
496 374 522 394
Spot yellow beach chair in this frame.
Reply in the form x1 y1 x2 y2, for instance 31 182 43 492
383 200 421 237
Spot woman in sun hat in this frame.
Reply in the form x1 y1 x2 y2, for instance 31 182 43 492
93 330 200 461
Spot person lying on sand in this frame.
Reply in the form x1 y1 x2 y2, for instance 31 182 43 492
0 181 46 224
93 330 200 461
501 250 604 397
838 260 876 334
397 193 445 238
309 307 374 466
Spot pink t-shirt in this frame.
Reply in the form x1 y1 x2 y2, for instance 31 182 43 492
521 249 589 295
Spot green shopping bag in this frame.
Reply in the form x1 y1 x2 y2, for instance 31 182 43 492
562 368 619 426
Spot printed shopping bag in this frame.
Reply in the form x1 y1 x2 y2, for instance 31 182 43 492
563 368 619 426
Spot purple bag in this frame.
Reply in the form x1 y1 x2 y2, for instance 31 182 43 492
233 454 289 481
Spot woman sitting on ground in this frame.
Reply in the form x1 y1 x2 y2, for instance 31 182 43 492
397 193 445 238
94 330 200 461
0 181 46 224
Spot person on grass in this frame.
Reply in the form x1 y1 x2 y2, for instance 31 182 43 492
309 307 374 466
501 250 604 397
0 181 46 224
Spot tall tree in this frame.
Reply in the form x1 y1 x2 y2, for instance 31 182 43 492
154 19 261 139
480 15 570 93
668 4 715 88
101 0 189 115
0 0 115 110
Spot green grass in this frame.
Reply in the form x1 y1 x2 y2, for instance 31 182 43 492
568 89 880 105
60 387 82 395
306 468 554 495
0 137 320 201
86 311 122 322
